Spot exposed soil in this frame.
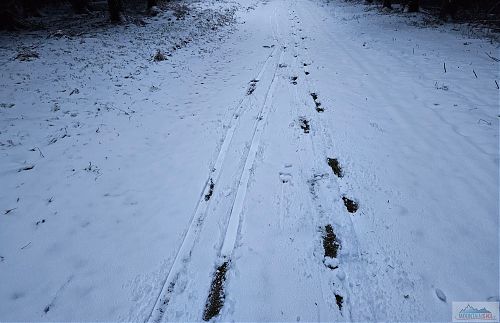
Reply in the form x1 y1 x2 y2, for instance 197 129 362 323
299 117 310 133
335 294 343 311
310 93 324 112
203 262 229 321
323 224 341 259
327 158 343 178
247 80 258 95
342 196 358 213
204 179 215 201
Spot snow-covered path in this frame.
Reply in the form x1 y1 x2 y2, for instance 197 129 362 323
0 0 498 321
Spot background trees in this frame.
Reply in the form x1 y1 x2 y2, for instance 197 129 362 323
0 0 163 30
1 0 499 31
365 0 500 24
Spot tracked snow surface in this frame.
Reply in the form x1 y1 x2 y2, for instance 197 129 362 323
0 0 498 321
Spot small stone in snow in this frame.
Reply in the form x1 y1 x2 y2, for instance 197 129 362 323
435 288 447 302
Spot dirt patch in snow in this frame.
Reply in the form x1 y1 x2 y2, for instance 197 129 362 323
310 92 324 112
247 79 258 95
335 294 343 311
327 158 342 178
342 196 358 213
323 224 340 259
204 179 215 201
299 117 310 133
203 262 228 321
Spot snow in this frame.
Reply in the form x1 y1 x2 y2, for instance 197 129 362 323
0 0 498 321
323 256 339 269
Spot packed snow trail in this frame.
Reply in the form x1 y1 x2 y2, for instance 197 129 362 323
0 0 498 321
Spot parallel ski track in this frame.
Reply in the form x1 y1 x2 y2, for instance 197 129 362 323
218 3 285 261
146 45 280 323
219 48 285 259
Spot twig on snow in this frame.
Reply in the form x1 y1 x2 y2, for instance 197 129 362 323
485 52 500 62
4 208 17 215
37 147 44 158
478 118 492 126
20 241 31 250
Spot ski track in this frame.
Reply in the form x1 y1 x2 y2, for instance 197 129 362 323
148 5 288 321
0 0 497 321
146 44 280 323
146 49 287 322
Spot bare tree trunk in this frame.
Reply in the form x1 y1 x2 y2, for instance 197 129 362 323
0 0 25 30
108 0 122 22
22 0 40 17
407 0 419 12
147 0 157 9
71 0 90 14
440 0 458 20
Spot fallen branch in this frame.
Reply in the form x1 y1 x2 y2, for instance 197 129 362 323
4 208 17 215
485 52 500 62
18 165 35 172
20 241 31 250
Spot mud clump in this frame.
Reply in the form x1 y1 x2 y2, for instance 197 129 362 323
203 262 229 321
247 79 258 95
310 93 324 112
323 224 340 259
299 117 310 133
335 294 343 311
342 196 358 213
327 158 343 178
204 179 215 201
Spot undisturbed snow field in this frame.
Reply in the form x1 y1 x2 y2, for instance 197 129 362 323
0 0 498 321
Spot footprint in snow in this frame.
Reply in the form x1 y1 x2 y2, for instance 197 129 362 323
435 288 447 302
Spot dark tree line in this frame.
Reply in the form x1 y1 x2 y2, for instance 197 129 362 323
98 0 159 22
365 0 500 21
0 0 160 30
2 0 498 31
